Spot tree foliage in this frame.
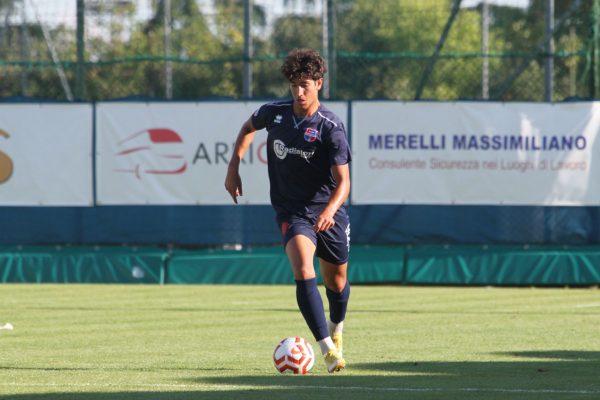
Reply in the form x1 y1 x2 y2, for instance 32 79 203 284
0 0 594 101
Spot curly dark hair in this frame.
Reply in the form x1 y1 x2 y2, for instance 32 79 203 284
280 48 327 83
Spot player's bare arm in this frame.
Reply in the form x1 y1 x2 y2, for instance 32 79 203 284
314 163 350 233
225 118 256 204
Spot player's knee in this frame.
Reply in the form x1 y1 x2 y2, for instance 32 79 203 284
334 279 347 293
325 275 346 293
293 265 317 280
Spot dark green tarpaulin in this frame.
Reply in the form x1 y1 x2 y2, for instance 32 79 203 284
405 245 600 286
167 247 291 284
0 246 166 284
166 245 405 284
1 245 599 285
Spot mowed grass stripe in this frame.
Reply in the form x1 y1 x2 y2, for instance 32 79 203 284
0 285 599 400
2 382 600 395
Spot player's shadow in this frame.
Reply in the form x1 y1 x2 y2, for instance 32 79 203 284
190 350 600 394
2 351 600 400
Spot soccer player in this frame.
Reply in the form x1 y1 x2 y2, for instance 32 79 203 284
224 48 351 373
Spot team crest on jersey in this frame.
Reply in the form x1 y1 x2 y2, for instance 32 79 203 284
304 128 320 142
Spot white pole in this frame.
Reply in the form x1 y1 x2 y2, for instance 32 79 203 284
29 0 73 101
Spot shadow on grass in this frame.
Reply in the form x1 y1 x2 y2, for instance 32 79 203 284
497 350 600 361
2 351 600 400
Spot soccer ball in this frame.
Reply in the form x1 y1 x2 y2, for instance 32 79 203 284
273 336 315 374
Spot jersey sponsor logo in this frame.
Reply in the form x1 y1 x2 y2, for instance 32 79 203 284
273 139 315 160
273 139 287 159
304 127 320 142
113 128 187 179
274 115 283 124
0 129 14 184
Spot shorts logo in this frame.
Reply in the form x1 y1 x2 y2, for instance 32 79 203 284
280 221 290 237
304 128 320 142
345 223 351 250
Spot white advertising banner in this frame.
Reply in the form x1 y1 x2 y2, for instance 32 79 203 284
352 102 600 206
96 102 348 205
0 104 93 206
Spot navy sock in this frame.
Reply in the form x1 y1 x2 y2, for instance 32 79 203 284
295 278 329 341
326 281 350 324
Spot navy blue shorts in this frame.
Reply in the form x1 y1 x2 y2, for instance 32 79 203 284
276 208 350 265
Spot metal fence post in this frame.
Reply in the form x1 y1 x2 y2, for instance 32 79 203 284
76 0 85 100
327 0 336 99
593 0 600 98
322 0 330 99
243 0 253 99
481 0 489 100
164 0 173 99
544 0 554 102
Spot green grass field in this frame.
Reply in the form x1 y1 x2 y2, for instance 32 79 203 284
1 284 599 400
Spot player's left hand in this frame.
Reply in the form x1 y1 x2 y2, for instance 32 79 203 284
314 211 335 232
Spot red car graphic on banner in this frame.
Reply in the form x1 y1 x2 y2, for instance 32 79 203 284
114 128 187 179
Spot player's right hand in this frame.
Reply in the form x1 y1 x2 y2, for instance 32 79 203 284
224 169 243 204
314 208 336 232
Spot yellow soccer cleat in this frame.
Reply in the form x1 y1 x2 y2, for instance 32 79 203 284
324 349 346 373
332 333 343 357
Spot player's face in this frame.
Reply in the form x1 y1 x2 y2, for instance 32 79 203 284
290 78 323 115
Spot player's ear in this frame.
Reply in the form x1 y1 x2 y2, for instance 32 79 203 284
315 78 323 91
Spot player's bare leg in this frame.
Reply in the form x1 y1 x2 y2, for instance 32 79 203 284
286 234 318 281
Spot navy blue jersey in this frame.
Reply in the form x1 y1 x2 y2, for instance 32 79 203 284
251 100 351 215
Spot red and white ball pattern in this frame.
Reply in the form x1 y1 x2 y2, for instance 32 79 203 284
273 336 315 374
